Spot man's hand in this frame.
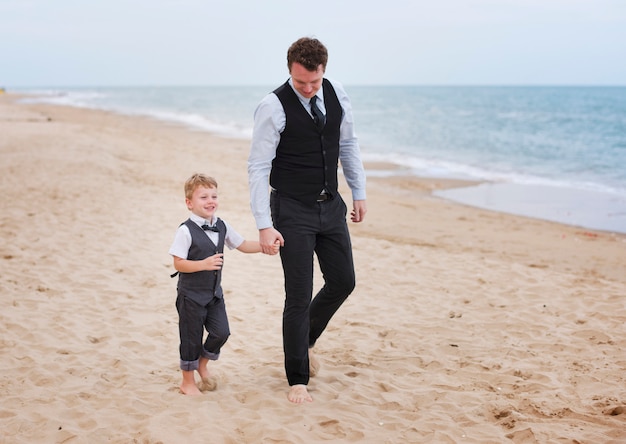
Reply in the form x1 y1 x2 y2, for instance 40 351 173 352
259 227 284 255
351 200 367 223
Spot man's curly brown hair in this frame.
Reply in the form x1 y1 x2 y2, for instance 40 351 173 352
287 37 328 72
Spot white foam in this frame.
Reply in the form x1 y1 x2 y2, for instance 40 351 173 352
361 152 626 197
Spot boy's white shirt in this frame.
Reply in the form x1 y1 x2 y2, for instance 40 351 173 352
168 213 244 260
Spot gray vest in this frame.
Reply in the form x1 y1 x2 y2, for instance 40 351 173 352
176 218 226 305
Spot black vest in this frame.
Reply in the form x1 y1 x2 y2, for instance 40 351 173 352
177 218 226 305
270 79 342 205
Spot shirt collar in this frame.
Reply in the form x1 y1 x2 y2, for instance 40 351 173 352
288 78 324 106
189 213 215 227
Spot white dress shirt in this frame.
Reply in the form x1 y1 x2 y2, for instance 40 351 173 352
169 213 244 260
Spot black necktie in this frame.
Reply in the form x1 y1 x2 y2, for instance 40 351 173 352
310 95 325 130
202 224 219 232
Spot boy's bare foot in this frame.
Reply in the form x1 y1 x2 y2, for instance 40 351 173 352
180 369 203 396
180 381 203 396
198 376 218 392
288 384 313 403
309 349 320 377
198 357 210 380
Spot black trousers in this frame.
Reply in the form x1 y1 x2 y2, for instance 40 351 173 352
176 294 230 371
271 192 356 386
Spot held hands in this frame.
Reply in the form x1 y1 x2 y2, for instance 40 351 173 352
260 227 284 255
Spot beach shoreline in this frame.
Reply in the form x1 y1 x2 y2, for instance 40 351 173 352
13 87 626 236
1 93 625 443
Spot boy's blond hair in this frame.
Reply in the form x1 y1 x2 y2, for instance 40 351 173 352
184 173 218 200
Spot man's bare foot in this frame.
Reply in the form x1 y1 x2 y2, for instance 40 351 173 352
309 349 320 377
180 381 203 396
288 384 313 403
198 376 218 392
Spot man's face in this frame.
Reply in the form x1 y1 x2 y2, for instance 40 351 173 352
290 62 324 99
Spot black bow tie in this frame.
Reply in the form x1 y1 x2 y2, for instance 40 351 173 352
201 224 219 232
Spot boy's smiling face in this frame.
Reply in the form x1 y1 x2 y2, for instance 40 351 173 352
186 185 218 220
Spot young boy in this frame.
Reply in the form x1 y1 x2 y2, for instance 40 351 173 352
169 173 278 396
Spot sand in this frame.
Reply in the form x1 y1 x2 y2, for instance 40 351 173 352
1 93 625 443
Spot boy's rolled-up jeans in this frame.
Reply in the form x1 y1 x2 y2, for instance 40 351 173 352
176 294 230 371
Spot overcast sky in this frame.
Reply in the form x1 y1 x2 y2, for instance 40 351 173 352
2 0 625 87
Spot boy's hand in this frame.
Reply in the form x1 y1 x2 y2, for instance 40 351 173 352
203 253 224 270
270 240 281 255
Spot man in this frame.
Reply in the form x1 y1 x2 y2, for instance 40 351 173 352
248 37 367 403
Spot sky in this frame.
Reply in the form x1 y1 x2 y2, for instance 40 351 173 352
1 0 625 87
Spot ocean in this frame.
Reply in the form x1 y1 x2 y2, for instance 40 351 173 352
17 85 626 234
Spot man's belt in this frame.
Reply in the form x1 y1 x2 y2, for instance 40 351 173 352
317 191 330 202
